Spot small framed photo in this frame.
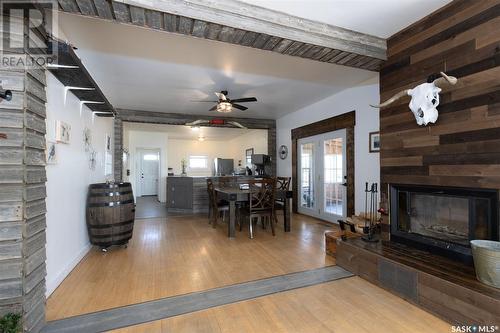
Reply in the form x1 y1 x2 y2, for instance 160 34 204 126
55 120 71 144
46 141 57 164
369 131 380 153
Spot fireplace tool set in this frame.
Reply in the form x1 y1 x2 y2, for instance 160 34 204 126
362 182 379 242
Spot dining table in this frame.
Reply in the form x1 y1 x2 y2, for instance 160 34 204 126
215 186 293 238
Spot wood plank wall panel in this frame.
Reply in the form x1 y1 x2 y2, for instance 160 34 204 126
379 0 500 240
0 50 48 333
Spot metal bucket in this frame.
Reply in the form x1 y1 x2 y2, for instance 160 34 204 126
470 240 500 289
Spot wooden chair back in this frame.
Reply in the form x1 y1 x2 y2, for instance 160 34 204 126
207 178 218 213
276 177 291 191
218 176 237 188
248 178 276 212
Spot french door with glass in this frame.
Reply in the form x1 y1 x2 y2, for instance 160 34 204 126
298 129 347 222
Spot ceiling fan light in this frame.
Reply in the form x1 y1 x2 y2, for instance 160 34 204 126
217 102 232 113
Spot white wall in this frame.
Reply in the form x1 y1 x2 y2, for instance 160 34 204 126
166 130 268 176
45 73 114 296
229 130 268 168
276 78 380 214
167 139 232 177
126 130 169 202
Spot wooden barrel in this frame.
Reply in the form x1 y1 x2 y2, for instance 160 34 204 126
86 182 135 248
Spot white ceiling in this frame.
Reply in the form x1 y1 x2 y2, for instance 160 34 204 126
58 13 376 120
124 122 264 141
238 0 453 38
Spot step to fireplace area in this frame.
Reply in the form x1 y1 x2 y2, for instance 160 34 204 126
336 238 500 326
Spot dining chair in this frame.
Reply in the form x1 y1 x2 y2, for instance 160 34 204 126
241 178 277 238
207 178 229 228
274 176 291 224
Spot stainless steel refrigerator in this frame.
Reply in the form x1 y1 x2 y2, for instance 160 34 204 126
213 158 234 176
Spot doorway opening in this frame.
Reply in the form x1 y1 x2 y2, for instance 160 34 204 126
135 148 165 218
291 111 355 221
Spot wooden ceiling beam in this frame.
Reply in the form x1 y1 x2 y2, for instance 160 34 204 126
57 0 386 71
122 0 386 60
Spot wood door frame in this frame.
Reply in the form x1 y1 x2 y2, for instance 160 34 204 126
291 111 355 217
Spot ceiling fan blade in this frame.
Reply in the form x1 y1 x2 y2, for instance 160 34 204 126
209 105 218 111
191 100 218 103
230 97 257 103
215 92 227 101
232 104 248 111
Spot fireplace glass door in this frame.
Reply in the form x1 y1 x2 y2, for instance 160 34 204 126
391 184 498 261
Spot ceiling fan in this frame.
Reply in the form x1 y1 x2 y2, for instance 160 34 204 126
194 90 257 113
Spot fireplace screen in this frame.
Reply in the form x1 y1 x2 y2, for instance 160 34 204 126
391 185 498 262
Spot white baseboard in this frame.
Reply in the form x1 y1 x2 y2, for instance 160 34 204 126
46 243 91 297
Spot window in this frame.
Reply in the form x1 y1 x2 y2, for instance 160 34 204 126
143 154 159 161
189 155 209 169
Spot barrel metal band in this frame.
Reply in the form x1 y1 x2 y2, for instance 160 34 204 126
90 230 133 239
87 219 135 229
87 199 134 207
88 191 133 197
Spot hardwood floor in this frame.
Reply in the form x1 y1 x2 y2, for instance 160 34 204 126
46 213 335 320
109 277 450 333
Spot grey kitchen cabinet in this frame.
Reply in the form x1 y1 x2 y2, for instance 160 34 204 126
166 177 193 209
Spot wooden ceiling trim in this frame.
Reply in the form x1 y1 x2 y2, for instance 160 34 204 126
48 40 115 115
56 0 386 72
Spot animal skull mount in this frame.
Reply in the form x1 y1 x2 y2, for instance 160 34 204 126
371 72 458 126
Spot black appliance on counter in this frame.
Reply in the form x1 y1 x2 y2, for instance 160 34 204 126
251 154 271 176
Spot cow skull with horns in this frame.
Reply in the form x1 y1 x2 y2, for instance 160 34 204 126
371 72 458 126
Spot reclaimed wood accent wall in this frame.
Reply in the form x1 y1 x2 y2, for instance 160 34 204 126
55 0 385 71
379 0 500 240
0 19 48 333
291 111 355 217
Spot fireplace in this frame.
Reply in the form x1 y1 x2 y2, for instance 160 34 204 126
390 184 499 263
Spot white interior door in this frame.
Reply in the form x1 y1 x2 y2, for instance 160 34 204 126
138 149 160 196
298 129 347 222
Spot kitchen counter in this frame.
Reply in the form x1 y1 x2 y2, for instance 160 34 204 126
166 176 266 213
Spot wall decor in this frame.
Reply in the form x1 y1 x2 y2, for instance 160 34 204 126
83 127 92 152
279 145 288 160
369 131 380 153
55 120 71 144
245 148 254 166
105 134 111 152
46 141 57 164
89 149 97 170
371 72 457 126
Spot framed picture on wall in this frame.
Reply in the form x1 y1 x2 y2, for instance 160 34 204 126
46 141 57 164
105 134 111 152
55 120 70 144
369 131 380 153
245 148 254 166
